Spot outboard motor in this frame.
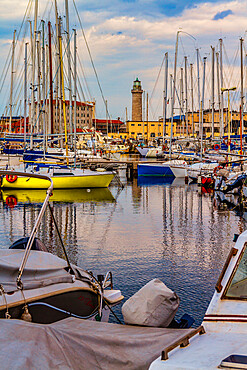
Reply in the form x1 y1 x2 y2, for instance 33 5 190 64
9 237 48 252
122 278 180 328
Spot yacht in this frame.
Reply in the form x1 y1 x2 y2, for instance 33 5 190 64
150 230 247 369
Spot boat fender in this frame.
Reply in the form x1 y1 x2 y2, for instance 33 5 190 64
214 144 220 151
6 174 18 183
21 305 32 322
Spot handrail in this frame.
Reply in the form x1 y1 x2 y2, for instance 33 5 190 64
0 170 53 288
215 247 238 293
161 325 205 361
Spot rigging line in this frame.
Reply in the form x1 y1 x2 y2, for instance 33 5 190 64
149 55 165 101
0 0 32 106
148 55 166 120
77 51 92 100
72 0 110 116
68 48 87 103
30 27 74 135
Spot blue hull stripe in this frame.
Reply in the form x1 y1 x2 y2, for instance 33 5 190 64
137 164 175 177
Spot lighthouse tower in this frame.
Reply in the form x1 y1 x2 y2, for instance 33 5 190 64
131 78 143 121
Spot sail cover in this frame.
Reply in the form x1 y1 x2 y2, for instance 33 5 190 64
0 249 76 292
0 317 195 369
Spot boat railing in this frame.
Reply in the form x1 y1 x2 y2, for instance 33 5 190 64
0 170 53 289
161 325 206 361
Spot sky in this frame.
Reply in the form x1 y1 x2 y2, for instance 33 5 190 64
0 0 246 122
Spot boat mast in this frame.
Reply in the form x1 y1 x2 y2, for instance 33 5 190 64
196 48 201 145
162 52 168 142
54 0 61 146
190 64 194 137
201 56 207 158
211 46 215 139
240 37 244 136
24 42 28 145
37 34 41 134
184 56 188 138
73 29 77 167
41 20 46 156
30 0 38 149
169 31 180 158
106 99 108 144
219 38 224 138
9 30 16 133
146 92 149 139
65 0 73 146
216 52 221 139
180 67 184 136
48 21 54 145
59 25 69 165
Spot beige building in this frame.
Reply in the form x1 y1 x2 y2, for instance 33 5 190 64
33 100 95 134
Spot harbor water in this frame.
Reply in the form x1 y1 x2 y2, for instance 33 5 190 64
0 171 245 326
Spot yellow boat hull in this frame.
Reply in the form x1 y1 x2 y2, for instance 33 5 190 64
1 172 114 189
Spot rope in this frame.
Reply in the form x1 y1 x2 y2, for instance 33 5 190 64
72 0 110 119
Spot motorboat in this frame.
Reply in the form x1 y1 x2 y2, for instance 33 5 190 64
138 160 188 178
1 166 115 189
0 170 123 324
149 229 247 369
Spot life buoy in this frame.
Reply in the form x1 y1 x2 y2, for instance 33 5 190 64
214 144 220 151
5 195 17 208
213 165 223 175
6 174 18 183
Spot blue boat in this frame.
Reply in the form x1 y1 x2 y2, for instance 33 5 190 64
137 160 187 178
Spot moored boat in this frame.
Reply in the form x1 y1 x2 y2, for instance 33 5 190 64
150 229 247 369
1 167 114 189
138 160 187 178
0 170 123 324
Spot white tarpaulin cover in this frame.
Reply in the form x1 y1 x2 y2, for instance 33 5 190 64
0 317 195 370
0 249 89 292
122 279 180 327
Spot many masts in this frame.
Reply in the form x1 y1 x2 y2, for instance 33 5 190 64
3 0 81 154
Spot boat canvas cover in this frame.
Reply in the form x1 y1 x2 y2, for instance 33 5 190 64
0 317 195 370
0 249 76 293
122 279 180 327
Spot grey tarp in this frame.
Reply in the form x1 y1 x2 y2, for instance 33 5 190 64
0 249 90 292
0 317 195 370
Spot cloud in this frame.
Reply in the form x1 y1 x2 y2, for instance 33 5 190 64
213 9 233 20
0 0 247 119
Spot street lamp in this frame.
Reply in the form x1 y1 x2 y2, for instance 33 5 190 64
221 86 236 155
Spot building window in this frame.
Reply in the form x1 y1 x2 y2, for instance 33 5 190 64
151 124 155 126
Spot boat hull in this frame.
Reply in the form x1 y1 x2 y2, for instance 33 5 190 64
137 164 187 178
1 172 114 189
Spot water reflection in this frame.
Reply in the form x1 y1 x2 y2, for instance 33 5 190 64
1 188 115 204
0 181 246 326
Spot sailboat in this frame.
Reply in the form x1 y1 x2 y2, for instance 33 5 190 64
0 170 123 323
1 167 114 189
